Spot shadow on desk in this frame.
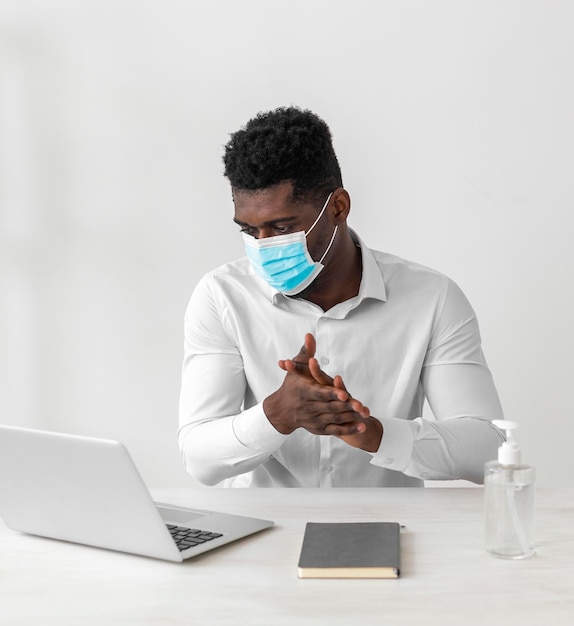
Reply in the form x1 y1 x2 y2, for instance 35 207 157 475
425 480 480 488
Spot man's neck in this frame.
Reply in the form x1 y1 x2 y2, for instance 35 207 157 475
298 230 363 312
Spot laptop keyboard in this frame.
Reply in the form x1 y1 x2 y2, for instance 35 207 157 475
166 524 223 552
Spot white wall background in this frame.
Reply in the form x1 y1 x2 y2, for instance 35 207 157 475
1 0 572 487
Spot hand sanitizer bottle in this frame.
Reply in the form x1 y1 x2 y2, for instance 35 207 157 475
484 420 535 559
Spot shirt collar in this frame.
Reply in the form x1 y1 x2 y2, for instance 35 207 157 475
353 230 387 304
270 229 387 307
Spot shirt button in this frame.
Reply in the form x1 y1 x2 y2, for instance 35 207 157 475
384 458 394 465
326 465 334 473
320 357 330 365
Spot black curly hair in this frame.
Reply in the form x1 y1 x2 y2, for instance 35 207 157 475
223 106 343 203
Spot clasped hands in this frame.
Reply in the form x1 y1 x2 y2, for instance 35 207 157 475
263 333 383 452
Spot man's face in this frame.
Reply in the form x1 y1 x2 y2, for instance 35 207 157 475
233 181 333 260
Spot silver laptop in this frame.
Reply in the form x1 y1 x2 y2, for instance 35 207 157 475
0 425 273 562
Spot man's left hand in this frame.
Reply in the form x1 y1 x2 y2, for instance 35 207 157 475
279 334 383 452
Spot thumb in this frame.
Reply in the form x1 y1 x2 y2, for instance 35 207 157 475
290 333 317 365
278 333 317 377
293 333 316 364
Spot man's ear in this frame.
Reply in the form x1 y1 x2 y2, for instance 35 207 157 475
331 188 351 224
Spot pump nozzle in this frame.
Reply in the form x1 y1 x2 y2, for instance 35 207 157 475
492 419 521 466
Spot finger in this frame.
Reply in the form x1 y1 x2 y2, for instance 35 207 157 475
302 397 364 422
316 383 350 403
283 358 312 377
300 413 366 435
349 398 370 417
278 334 317 377
308 357 335 386
292 333 316 364
322 420 368 437
304 333 316 358
333 375 370 417
333 375 347 392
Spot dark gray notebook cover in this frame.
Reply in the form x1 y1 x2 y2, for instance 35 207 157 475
297 522 401 578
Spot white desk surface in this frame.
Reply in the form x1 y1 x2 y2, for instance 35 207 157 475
1 487 572 625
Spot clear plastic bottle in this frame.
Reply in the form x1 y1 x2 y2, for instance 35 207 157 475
484 420 535 559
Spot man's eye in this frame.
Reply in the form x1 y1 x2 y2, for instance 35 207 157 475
273 225 291 234
240 227 256 237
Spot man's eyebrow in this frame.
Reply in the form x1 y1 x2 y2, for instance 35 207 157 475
233 216 298 227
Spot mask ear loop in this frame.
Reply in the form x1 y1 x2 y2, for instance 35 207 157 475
304 192 338 264
318 225 338 263
305 192 334 236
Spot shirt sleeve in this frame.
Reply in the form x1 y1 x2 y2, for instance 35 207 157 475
178 276 287 486
370 279 505 483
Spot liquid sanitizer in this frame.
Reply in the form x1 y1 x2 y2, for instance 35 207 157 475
484 420 535 559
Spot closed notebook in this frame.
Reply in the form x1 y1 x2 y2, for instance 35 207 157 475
297 522 401 579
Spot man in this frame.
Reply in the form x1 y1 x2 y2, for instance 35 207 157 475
178 106 504 488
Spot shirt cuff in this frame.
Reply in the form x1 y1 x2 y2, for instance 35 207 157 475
370 416 417 472
232 403 288 452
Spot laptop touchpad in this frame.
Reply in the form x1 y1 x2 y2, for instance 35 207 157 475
156 505 208 524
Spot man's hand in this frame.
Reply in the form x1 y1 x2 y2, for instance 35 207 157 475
263 334 383 452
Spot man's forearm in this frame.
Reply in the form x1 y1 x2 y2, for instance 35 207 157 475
368 362 505 483
178 403 287 485
370 415 503 483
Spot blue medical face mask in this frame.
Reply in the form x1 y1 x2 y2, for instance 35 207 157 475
242 192 338 296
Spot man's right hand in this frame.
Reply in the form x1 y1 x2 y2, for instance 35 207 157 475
263 334 370 437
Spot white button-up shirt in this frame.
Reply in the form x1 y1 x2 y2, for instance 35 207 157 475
179 233 504 487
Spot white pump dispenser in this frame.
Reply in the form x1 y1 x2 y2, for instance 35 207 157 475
493 420 521 466
484 419 535 559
